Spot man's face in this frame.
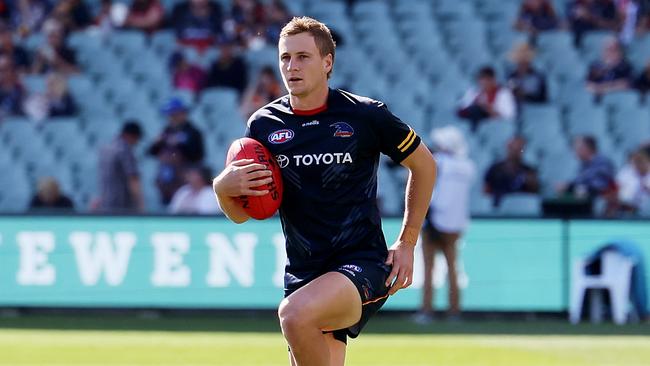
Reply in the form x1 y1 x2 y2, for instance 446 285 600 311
507 137 525 159
278 33 332 98
0 31 12 48
0 57 14 84
478 75 496 90
169 111 187 126
603 41 622 65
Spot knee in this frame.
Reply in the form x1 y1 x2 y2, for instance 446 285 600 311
278 299 310 337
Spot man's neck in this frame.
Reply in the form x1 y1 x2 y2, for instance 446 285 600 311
289 83 329 111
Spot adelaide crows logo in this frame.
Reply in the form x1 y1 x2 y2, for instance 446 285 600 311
330 122 354 138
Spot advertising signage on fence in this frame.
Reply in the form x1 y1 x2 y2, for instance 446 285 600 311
0 217 565 310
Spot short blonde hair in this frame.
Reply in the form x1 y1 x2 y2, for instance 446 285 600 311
280 16 336 78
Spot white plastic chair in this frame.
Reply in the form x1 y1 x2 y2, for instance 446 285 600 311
569 251 635 325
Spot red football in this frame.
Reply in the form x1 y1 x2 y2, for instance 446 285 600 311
225 137 283 220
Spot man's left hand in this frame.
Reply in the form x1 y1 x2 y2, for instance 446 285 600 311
384 241 415 295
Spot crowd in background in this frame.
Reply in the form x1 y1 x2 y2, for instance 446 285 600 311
0 0 292 215
454 0 650 217
0 0 649 218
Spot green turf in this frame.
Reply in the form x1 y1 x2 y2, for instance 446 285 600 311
0 314 648 365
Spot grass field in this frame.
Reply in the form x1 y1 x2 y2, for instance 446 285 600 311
0 313 648 366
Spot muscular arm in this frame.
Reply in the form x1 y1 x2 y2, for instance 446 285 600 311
398 143 437 245
384 143 437 295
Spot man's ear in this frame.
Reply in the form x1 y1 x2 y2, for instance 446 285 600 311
324 53 333 74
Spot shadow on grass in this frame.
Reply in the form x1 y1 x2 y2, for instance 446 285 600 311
0 309 648 336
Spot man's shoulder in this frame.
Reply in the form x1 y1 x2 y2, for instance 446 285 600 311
247 95 291 128
332 88 385 111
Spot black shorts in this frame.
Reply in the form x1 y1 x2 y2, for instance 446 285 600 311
284 258 392 344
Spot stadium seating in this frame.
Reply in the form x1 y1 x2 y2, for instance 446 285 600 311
498 193 542 216
1 0 649 218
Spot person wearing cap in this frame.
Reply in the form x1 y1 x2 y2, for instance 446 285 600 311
506 42 548 105
413 126 476 324
94 120 145 213
148 97 205 205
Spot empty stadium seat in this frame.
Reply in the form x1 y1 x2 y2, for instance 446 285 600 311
498 193 542 216
600 90 642 113
539 150 580 195
477 120 516 151
566 105 608 138
434 0 475 19
610 107 650 152
580 31 617 63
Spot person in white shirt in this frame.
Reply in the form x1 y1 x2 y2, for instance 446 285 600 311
457 66 516 131
615 149 650 215
169 165 222 215
414 125 476 323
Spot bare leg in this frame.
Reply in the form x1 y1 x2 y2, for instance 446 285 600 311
289 333 345 366
325 333 346 366
420 229 437 314
440 232 461 315
279 272 361 366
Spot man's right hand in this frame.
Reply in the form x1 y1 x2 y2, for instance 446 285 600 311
213 159 273 197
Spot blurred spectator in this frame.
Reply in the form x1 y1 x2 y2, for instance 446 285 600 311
241 65 282 118
205 41 248 95
617 0 641 44
148 97 205 205
615 148 650 214
0 1 10 22
227 0 265 46
0 54 25 117
514 0 559 35
567 0 619 45
633 59 650 95
29 177 74 211
484 135 540 207
24 72 77 120
93 0 114 31
45 72 76 116
0 22 30 74
169 51 206 94
11 0 52 36
457 66 517 131
413 126 475 324
51 0 92 32
261 0 291 44
558 135 616 199
506 42 548 104
171 0 223 52
31 19 79 75
169 165 221 214
95 121 145 213
124 0 164 34
586 37 633 96
638 2 650 33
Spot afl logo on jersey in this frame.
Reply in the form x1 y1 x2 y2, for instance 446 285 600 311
268 129 294 144
330 122 354 138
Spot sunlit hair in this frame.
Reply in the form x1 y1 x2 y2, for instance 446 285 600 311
280 16 336 79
